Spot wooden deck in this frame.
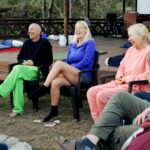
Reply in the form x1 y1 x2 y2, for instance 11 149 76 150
0 37 127 81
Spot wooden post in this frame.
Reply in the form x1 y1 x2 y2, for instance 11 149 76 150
135 0 137 12
64 0 69 45
87 0 90 18
123 0 125 13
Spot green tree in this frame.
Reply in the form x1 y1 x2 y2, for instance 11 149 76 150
0 0 136 19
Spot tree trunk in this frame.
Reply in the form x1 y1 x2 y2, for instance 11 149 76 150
47 0 54 18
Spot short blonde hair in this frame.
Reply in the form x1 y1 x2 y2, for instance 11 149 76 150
72 20 92 43
128 23 150 43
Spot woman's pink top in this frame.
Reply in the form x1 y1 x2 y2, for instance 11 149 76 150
116 45 150 92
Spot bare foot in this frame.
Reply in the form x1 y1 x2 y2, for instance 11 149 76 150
9 112 19 118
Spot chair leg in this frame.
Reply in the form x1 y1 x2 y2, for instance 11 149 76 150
32 98 39 112
71 88 80 122
78 92 83 108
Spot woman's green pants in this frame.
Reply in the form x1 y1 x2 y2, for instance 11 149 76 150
0 65 39 114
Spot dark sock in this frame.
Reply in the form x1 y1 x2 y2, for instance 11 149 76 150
43 106 58 122
75 138 95 150
28 85 49 99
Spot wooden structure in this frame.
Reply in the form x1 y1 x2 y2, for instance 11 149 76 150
124 12 138 30
63 0 137 37
0 0 139 39
0 18 123 38
0 52 17 81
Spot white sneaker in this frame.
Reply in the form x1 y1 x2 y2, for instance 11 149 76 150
105 57 110 66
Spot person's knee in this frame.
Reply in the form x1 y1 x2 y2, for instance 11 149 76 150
54 60 64 68
96 91 109 104
13 64 22 72
109 91 128 104
87 86 97 99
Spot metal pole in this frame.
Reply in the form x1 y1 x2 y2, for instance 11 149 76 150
64 0 69 45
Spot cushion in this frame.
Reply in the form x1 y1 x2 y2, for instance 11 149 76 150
12 40 23 48
1 39 13 47
0 43 11 49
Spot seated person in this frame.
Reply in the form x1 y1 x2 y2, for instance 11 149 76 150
87 23 150 122
0 23 53 117
28 20 96 122
57 91 150 150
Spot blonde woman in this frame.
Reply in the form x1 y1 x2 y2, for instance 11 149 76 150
87 23 150 122
29 20 96 122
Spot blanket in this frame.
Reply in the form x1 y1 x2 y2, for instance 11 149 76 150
0 47 20 53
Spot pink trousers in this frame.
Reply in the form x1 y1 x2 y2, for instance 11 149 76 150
87 81 138 122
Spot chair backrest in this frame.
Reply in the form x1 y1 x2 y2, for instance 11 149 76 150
84 17 91 28
91 51 100 85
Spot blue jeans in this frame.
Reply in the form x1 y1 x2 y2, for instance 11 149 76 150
0 143 8 150
134 92 150 102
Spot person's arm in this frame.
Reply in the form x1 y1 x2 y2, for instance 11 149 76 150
17 40 27 64
115 51 128 79
121 63 149 83
73 40 96 70
65 46 71 64
135 107 150 126
116 48 150 84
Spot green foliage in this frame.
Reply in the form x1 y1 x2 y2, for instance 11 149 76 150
0 0 135 19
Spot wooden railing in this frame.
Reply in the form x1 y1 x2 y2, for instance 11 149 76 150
0 18 123 38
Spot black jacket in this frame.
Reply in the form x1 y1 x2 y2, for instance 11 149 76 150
17 38 53 79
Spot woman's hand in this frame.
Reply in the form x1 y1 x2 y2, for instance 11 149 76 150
115 77 124 85
135 107 150 126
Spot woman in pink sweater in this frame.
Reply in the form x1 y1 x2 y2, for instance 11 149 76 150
88 23 150 122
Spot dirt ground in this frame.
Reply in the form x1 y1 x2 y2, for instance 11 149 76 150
0 95 93 150
0 36 128 150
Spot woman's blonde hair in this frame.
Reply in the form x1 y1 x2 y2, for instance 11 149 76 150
72 20 92 43
128 23 150 43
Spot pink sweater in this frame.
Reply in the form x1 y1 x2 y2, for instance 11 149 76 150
116 45 150 92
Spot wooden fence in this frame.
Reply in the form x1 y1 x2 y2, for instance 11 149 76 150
0 18 124 38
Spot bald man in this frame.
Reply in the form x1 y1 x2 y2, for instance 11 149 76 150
0 23 53 117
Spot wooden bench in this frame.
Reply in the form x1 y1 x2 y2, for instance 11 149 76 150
0 51 18 81
0 62 11 81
